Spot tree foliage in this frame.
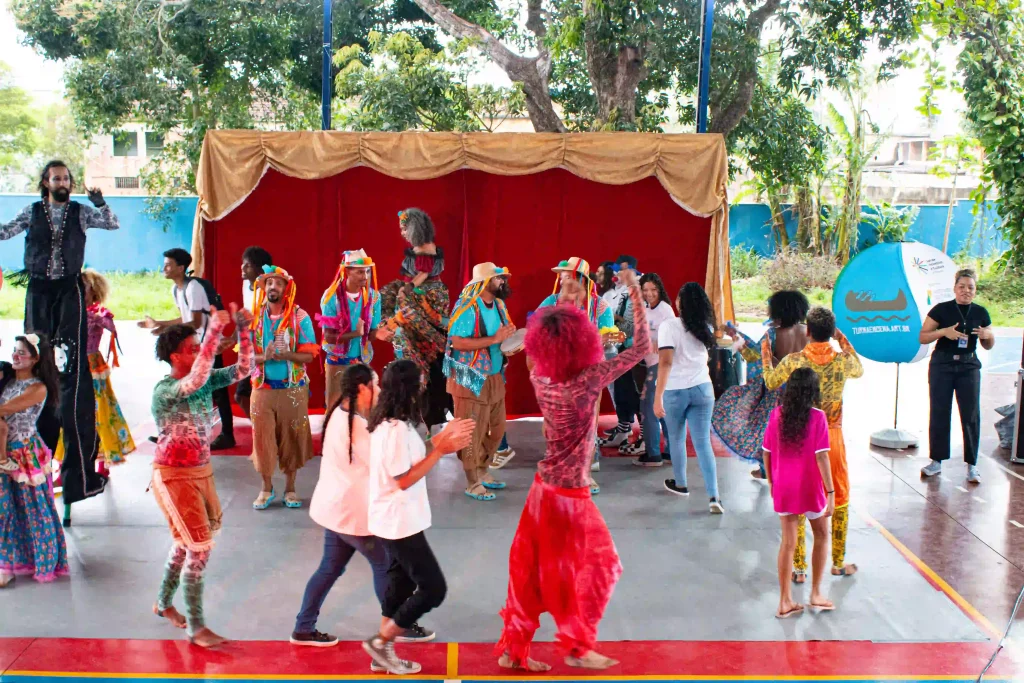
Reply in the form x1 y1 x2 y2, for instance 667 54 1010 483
0 62 39 168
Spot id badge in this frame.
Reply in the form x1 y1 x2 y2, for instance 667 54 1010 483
958 336 968 349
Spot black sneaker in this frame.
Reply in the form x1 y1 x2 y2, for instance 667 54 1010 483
395 623 436 642
664 479 689 496
210 434 236 451
290 630 339 647
148 436 158 444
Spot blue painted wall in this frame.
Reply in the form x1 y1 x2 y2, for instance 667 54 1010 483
0 194 197 273
0 194 1006 272
729 201 1007 258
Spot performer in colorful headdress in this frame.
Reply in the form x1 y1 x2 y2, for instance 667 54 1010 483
380 208 451 429
444 263 515 501
249 265 318 511
318 249 382 410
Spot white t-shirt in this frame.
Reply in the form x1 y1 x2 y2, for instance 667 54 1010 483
368 420 431 540
602 285 627 317
658 317 712 390
309 409 372 536
172 280 211 340
644 301 676 366
242 281 255 312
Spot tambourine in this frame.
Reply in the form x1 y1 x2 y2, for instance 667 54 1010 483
500 328 527 356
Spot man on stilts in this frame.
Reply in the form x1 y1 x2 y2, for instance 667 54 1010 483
0 161 119 523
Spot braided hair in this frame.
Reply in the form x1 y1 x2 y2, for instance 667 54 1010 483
322 363 375 463
368 360 423 432
780 367 821 446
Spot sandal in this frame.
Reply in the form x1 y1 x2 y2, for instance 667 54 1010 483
792 571 806 584
481 478 506 490
775 604 804 619
590 479 601 495
283 492 302 509
832 564 858 577
464 486 497 502
0 459 18 473
253 489 275 510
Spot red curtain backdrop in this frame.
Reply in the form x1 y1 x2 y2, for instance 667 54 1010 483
205 166 712 415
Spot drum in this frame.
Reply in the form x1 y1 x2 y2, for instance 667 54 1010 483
500 328 527 356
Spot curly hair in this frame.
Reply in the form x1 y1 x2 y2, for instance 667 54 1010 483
806 306 836 343
155 324 197 364
38 160 72 199
768 290 810 328
780 367 821 446
368 360 423 432
16 336 60 412
81 269 110 306
525 304 603 383
639 272 670 307
163 248 192 270
677 282 716 350
399 208 435 247
323 363 376 464
242 245 274 270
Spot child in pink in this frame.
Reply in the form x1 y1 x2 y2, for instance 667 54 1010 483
762 367 836 619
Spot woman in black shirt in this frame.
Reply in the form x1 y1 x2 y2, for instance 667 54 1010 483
918 269 994 484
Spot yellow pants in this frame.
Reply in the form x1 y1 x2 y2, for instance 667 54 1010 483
793 505 849 572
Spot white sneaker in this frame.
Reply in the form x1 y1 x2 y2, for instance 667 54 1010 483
921 461 942 478
490 448 516 469
619 439 645 456
967 465 981 484
591 460 600 472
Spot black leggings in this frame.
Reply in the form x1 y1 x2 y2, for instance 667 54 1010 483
380 532 447 629
212 355 234 439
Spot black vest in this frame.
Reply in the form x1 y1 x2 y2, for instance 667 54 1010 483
25 201 86 278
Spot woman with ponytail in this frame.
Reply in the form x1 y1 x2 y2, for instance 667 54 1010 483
291 364 391 647
761 367 835 618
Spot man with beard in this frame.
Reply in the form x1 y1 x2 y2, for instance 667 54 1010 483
444 263 515 501
0 160 119 512
249 265 318 510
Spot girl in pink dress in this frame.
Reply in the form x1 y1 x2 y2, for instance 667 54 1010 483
761 367 836 619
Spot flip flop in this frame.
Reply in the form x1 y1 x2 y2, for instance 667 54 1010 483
253 489 275 510
465 489 497 502
832 564 858 577
810 601 836 612
283 493 302 509
590 483 601 495
775 604 804 619
481 480 506 490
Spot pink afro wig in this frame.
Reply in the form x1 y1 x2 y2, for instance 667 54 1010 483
525 303 604 383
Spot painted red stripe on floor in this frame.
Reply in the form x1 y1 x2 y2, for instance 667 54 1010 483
0 639 33 673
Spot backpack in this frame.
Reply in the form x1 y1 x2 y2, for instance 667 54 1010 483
179 276 224 341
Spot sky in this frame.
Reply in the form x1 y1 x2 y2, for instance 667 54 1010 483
0 1 63 102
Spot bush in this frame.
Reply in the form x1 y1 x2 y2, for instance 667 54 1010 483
761 250 840 292
730 246 765 279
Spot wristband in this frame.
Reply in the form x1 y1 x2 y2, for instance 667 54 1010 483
826 490 834 494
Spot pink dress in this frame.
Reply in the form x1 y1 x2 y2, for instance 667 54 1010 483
762 407 830 515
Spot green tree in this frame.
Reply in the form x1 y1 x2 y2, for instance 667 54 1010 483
0 62 39 168
333 31 525 131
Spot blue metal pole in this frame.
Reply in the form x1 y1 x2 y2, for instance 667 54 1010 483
696 0 715 133
321 0 332 130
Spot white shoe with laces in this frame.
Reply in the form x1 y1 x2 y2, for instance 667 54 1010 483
491 448 516 469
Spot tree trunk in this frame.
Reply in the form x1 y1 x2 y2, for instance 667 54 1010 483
584 33 646 129
768 189 789 251
942 154 961 253
794 186 817 252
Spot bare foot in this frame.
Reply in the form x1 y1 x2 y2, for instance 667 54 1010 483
775 599 804 619
566 650 619 670
792 571 806 584
832 563 858 577
190 627 227 648
153 604 187 629
0 572 13 588
809 594 835 611
498 653 551 672
751 468 765 480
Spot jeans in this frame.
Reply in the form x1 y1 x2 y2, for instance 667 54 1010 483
662 383 718 498
381 532 447 629
294 529 391 634
928 356 982 466
641 365 671 460
499 434 509 451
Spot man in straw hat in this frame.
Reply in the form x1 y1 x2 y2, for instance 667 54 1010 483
534 257 617 494
318 249 385 409
249 265 318 510
444 263 516 501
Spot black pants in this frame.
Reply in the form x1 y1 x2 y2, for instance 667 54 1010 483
380 532 447 629
928 356 982 466
613 363 641 425
213 354 234 440
423 355 452 429
25 276 105 504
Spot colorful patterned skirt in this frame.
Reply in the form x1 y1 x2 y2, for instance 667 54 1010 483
1 437 69 582
57 354 136 467
711 380 781 463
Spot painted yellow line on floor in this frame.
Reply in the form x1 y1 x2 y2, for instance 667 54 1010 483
447 642 459 679
860 510 1002 639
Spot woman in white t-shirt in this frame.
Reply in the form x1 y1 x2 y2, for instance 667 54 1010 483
629 273 676 466
653 282 723 513
362 360 474 675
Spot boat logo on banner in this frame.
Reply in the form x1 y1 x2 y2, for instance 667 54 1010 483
832 242 955 364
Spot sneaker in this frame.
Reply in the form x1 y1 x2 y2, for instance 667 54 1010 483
590 460 600 472
633 456 663 467
290 630 339 647
709 498 725 514
664 479 689 496
490 447 516 470
601 425 629 439
148 436 158 444
967 465 981 484
0 459 18 473
210 434 236 451
597 431 628 448
371 657 422 674
395 623 436 642
921 460 942 478
619 439 646 456
363 636 418 675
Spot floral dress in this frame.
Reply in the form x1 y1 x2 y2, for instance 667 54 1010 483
711 328 780 463
0 378 69 582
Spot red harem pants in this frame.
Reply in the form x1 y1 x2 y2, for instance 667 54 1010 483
495 473 623 664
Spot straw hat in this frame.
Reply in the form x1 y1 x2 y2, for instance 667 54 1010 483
466 262 510 286
255 264 294 290
552 257 591 279
342 249 373 269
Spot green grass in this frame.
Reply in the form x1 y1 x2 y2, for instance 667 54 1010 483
732 277 1024 327
0 271 179 320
